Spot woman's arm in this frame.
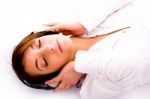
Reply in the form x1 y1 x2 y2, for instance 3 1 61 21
75 50 144 82
74 50 145 98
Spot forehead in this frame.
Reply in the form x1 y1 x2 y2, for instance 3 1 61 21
22 47 35 75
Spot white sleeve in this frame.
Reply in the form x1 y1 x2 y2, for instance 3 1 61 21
75 50 145 85
75 50 145 99
72 0 133 33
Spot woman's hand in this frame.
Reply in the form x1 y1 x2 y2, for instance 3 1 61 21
45 61 82 92
43 21 86 36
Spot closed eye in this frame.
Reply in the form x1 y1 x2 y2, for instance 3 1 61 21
35 58 47 71
35 59 42 71
43 57 48 67
38 39 41 48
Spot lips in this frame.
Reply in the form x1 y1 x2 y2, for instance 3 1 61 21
56 39 63 53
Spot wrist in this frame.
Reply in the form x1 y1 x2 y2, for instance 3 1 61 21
69 61 83 75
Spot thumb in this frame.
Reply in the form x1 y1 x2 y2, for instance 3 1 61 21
43 24 65 32
45 75 62 85
43 22 58 26
54 24 70 32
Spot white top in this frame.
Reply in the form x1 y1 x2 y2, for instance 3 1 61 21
74 0 150 99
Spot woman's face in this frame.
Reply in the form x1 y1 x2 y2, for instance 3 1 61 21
22 34 75 76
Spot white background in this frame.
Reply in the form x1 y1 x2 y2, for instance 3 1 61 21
0 0 80 99
0 0 150 99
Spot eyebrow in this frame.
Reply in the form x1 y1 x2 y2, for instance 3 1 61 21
35 59 42 71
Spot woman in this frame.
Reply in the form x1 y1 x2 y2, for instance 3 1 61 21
11 0 150 99
11 25 113 90
12 25 150 99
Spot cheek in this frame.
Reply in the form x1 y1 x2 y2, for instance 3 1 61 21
47 56 62 71
47 55 68 72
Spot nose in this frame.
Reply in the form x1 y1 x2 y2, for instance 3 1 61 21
41 45 55 54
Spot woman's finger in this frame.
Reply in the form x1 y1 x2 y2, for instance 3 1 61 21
43 22 60 32
43 24 64 32
43 22 58 26
53 81 67 92
45 76 61 85
43 26 56 32
63 84 71 90
61 30 71 35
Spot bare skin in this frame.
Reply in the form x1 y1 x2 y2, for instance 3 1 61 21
39 21 115 92
43 21 86 36
23 32 108 92
24 20 119 92
44 35 109 92
23 33 107 76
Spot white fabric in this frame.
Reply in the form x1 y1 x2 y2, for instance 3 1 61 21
73 0 134 36
74 0 150 99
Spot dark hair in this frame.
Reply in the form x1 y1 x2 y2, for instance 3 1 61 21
11 31 61 90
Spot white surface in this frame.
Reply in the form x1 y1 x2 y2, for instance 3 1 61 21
0 0 150 99
0 0 80 99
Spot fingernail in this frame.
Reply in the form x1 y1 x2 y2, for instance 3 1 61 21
48 83 58 88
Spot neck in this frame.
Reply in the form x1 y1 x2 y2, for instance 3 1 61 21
71 34 108 52
69 28 128 61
